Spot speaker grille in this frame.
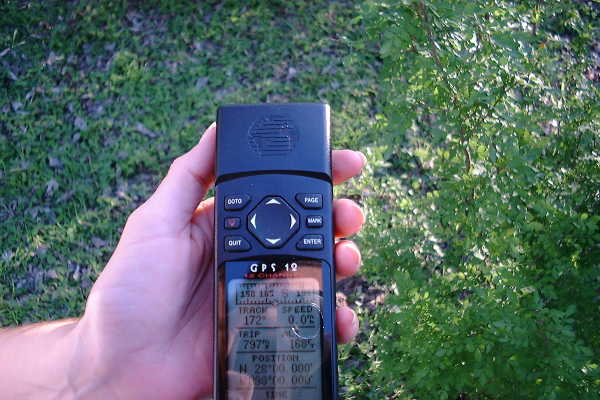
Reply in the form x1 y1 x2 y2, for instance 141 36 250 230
248 115 298 157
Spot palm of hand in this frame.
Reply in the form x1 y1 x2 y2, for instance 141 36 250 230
74 124 365 399
82 198 216 398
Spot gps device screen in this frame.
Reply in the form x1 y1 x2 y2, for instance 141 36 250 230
219 259 331 400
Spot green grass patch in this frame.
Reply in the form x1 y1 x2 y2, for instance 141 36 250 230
1 1 381 396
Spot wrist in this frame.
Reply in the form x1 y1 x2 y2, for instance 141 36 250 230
0 319 82 399
66 317 118 399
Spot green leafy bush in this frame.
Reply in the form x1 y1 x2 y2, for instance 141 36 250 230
360 1 600 398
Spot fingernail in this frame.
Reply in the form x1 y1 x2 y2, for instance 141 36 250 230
344 240 362 267
351 309 359 331
355 151 367 167
200 122 216 143
352 243 363 267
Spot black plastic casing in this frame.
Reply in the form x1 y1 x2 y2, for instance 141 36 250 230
213 103 337 399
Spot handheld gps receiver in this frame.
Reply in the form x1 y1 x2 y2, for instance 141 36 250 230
214 103 337 400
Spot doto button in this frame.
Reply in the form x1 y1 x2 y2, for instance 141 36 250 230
224 236 250 251
224 194 251 210
296 193 322 209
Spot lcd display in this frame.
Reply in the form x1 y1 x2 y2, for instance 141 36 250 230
221 259 329 400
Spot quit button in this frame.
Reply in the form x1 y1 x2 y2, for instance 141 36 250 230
224 236 250 251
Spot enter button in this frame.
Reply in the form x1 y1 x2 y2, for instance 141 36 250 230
296 234 324 250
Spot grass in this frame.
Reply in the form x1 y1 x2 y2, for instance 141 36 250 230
1 1 382 397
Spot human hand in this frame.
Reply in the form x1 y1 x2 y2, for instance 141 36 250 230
70 123 366 399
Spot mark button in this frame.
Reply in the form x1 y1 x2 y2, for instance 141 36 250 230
306 215 323 228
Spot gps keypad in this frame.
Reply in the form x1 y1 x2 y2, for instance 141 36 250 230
247 196 299 248
223 192 327 252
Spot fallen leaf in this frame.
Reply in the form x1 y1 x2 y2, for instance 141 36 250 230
91 237 108 248
58 190 75 203
46 269 59 279
322 64 337 74
192 41 205 52
287 67 298 80
135 122 158 138
195 76 209 90
48 157 63 168
35 245 49 255
215 86 235 101
11 160 31 172
92 104 104 116
72 264 81 281
45 179 59 197
27 206 40 218
74 116 87 131
46 51 60 65
126 10 142 22
126 11 143 32
2 250 13 262
25 89 36 102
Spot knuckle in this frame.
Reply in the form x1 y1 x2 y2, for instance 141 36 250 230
125 206 145 227
169 155 187 174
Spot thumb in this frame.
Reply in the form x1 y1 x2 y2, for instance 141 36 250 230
142 123 217 229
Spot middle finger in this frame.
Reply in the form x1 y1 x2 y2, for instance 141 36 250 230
334 198 364 238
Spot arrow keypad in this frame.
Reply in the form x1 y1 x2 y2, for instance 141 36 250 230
247 196 300 249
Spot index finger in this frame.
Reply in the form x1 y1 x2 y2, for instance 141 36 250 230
332 150 367 185
139 123 216 229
